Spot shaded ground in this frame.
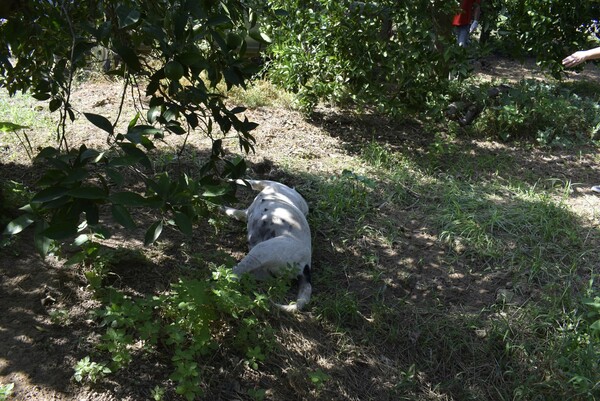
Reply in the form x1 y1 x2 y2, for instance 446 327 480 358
1 57 600 400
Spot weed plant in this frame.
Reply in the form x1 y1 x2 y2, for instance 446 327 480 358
78 244 284 401
440 79 600 146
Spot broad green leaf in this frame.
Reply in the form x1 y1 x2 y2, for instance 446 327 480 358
31 187 69 203
144 220 163 246
91 225 111 240
34 221 52 257
84 113 114 135
111 204 136 229
3 214 34 235
248 30 271 44
174 211 193 237
114 43 142 72
208 15 232 27
61 168 88 184
68 186 107 200
590 319 600 333
583 298 600 309
147 106 161 124
106 168 124 186
49 98 62 112
119 143 152 169
110 191 147 207
126 125 162 144
42 221 78 240
128 112 140 129
202 184 229 197
0 121 28 132
32 93 51 101
116 5 141 28
65 251 87 266
79 148 103 163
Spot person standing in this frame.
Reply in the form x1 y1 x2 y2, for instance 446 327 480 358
453 0 482 47
563 46 600 193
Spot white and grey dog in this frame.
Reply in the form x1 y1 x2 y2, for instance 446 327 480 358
222 179 312 312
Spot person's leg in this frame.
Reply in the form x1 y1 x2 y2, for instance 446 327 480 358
456 25 470 47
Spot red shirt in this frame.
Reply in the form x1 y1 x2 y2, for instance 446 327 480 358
453 0 480 26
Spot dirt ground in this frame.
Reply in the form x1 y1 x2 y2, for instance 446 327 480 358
1 56 600 401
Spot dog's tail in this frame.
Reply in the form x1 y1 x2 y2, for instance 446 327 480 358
276 264 312 313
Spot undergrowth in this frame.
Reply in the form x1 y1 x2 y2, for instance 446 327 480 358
3 72 600 400
76 243 285 401
355 140 600 400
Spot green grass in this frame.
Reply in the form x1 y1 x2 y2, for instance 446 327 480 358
0 91 56 161
300 137 600 400
223 79 298 110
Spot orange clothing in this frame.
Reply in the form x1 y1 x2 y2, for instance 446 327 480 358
452 0 480 26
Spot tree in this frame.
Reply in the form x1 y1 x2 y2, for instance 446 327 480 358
1 0 268 254
264 0 600 113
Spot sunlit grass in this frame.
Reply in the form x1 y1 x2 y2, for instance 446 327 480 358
0 90 55 162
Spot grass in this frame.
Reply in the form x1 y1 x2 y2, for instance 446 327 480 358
0 91 56 162
2 77 600 400
297 137 600 400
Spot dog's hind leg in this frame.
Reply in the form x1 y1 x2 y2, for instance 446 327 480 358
276 264 312 312
232 237 312 312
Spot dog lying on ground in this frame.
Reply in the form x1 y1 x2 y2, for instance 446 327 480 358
222 179 312 312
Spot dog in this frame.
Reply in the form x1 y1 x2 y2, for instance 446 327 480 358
222 179 312 312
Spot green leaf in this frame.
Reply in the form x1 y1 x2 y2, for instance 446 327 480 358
102 169 121 188
49 98 62 112
68 187 107 200
114 43 142 72
84 113 114 135
79 148 103 163
119 143 152 169
128 112 140 129
3 214 34 235
32 93 51 101
116 5 141 28
34 221 52 257
248 30 271 44
126 125 162 144
111 204 136 229
208 15 232 27
42 221 78 240
583 298 600 310
31 187 69 203
590 319 600 334
65 251 87 266
110 191 148 207
144 220 163 246
202 184 229 197
147 106 161 124
174 211 193 237
0 121 28 132
91 225 111 240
